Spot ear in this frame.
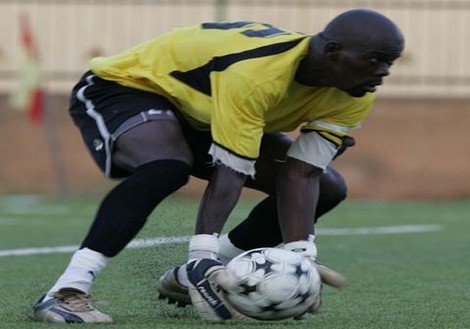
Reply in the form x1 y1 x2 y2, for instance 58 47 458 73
324 41 342 59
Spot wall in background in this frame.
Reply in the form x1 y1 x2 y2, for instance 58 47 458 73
2 94 469 200
1 1 468 199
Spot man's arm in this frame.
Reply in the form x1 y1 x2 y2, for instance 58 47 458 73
277 157 323 243
195 163 247 235
280 127 344 239
187 163 249 322
278 131 349 290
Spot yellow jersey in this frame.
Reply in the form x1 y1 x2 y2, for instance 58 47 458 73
90 21 375 161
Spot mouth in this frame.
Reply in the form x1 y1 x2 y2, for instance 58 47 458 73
363 80 383 93
345 80 383 97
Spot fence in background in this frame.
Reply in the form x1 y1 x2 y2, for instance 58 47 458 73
0 0 469 97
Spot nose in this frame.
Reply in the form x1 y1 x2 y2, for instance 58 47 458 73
376 63 390 77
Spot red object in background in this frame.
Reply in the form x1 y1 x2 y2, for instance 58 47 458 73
11 14 44 125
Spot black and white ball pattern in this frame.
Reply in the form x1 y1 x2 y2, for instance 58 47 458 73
224 247 321 321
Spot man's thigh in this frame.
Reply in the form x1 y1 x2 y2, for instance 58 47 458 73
70 72 190 178
113 119 193 173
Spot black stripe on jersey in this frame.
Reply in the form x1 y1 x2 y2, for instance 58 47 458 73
300 128 344 147
170 39 304 96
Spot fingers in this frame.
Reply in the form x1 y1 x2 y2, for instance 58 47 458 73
314 262 346 289
206 265 239 291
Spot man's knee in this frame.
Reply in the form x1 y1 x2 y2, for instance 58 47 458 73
316 167 348 220
327 167 348 201
135 159 191 189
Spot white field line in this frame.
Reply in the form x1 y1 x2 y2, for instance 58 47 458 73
317 224 443 236
0 236 192 257
0 225 442 257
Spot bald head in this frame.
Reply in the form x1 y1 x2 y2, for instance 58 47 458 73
297 8 404 96
322 8 404 52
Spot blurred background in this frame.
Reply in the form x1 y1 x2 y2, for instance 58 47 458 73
0 0 469 199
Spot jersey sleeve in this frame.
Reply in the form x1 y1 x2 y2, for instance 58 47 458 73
288 93 375 169
287 123 348 170
302 92 375 143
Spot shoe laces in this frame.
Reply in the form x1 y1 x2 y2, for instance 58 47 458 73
53 289 96 312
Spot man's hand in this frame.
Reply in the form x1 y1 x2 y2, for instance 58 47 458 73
186 258 245 322
283 235 347 289
312 259 346 289
292 260 345 321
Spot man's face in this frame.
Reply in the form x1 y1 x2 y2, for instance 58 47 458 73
333 41 403 97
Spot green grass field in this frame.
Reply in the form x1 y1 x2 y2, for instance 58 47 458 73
1 195 469 329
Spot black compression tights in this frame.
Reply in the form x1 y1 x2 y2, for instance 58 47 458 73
228 168 348 250
81 160 190 257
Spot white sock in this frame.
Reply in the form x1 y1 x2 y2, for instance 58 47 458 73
188 234 219 260
218 234 245 264
46 248 109 298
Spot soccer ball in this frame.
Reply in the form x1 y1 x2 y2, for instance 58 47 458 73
223 247 321 321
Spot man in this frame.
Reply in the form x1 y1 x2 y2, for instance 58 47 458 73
32 8 404 324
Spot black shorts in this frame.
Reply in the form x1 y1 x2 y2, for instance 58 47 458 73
69 71 212 178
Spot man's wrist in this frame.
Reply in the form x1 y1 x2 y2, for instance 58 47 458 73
282 234 318 259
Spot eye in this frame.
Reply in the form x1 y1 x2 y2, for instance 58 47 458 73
369 56 393 67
